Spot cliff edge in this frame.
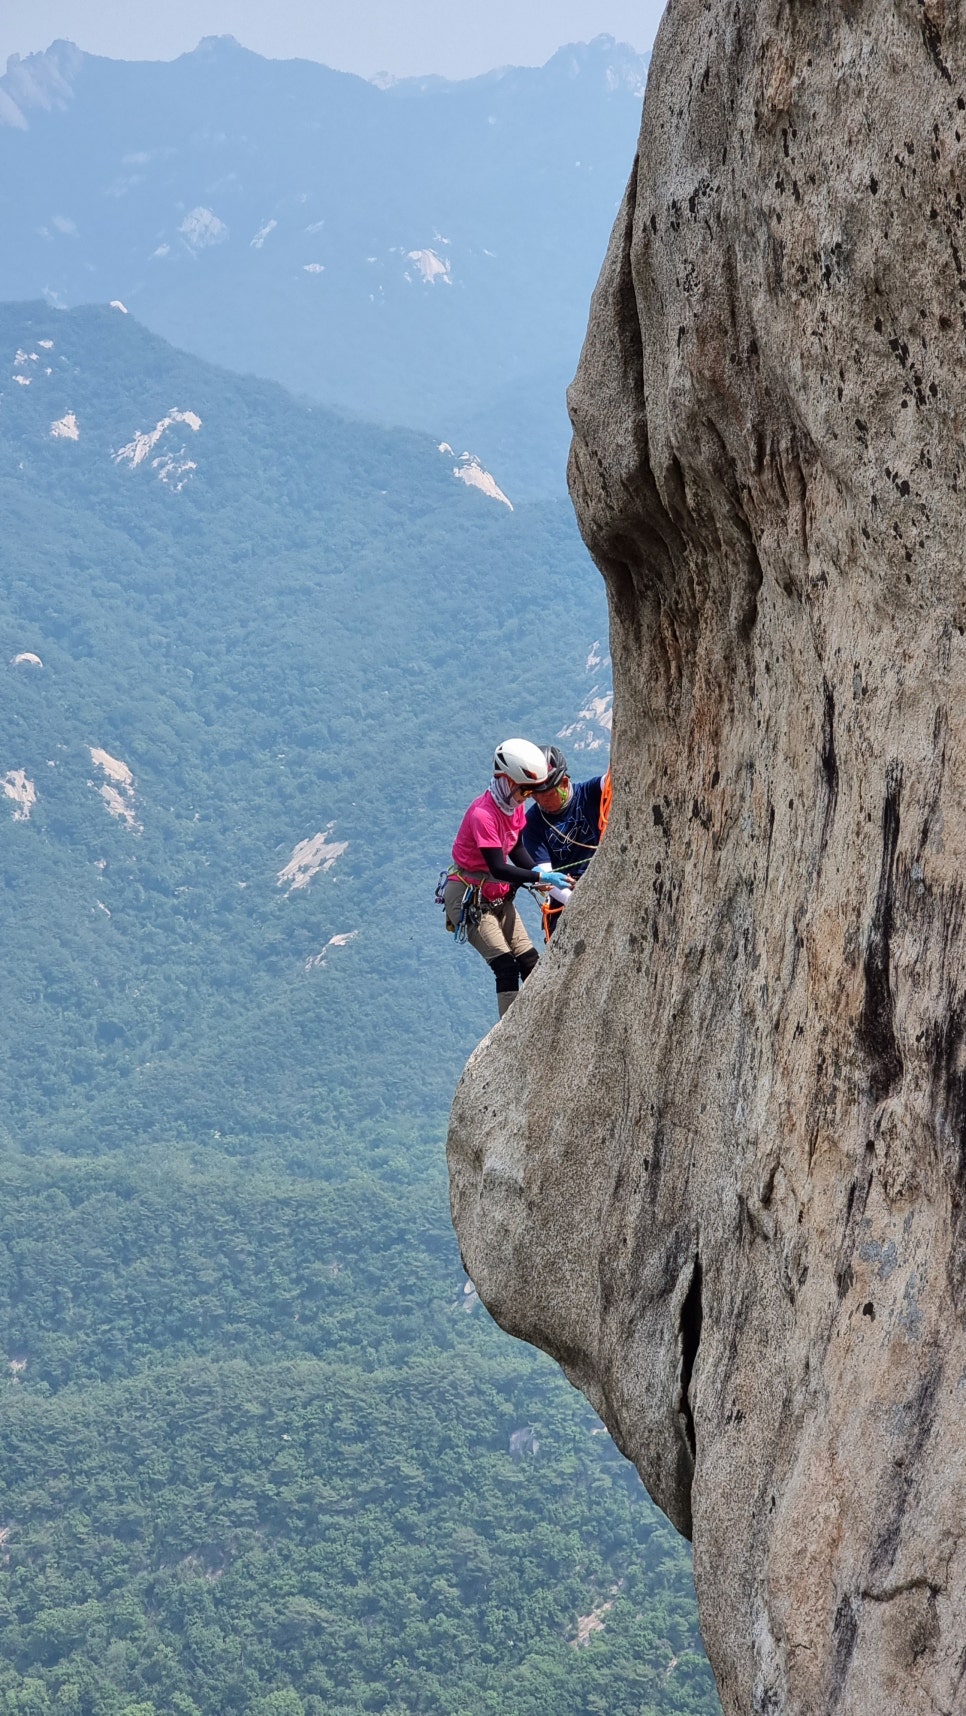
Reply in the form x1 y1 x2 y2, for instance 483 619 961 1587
447 1 966 1710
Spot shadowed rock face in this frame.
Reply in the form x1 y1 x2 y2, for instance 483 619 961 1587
447 1 966 1710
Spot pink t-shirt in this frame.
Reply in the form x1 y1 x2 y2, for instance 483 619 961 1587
452 792 527 900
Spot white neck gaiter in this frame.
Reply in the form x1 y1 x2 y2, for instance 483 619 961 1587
488 775 517 816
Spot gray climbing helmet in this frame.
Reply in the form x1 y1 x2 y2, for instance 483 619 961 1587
541 745 568 791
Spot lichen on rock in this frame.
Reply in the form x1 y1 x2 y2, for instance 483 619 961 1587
447 2 966 1712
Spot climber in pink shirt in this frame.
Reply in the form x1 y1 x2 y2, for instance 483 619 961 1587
441 739 570 1017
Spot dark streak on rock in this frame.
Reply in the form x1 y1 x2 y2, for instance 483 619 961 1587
834 1141 875 1299
915 705 947 861
679 1252 703 1463
869 1357 942 1580
918 886 966 1308
828 1595 859 1712
929 1003 966 1167
860 763 904 1102
920 7 953 83
861 1575 941 1602
819 677 839 859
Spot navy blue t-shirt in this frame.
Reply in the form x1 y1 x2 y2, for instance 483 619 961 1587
522 777 604 878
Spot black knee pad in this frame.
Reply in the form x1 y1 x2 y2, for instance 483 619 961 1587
516 947 540 982
489 953 519 994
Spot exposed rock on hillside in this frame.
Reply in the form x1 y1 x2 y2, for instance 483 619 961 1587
448 2 966 1711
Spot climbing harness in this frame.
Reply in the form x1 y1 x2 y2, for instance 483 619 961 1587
437 866 551 946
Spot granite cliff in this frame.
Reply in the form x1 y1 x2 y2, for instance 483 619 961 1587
448 0 966 1710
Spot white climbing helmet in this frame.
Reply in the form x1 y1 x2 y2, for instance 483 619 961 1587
492 737 549 787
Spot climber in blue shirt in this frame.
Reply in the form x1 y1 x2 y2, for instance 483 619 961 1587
522 746 606 937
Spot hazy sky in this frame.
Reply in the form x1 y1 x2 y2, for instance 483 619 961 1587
0 1 665 81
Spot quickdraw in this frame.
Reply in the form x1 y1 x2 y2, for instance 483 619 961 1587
454 885 482 943
435 868 484 943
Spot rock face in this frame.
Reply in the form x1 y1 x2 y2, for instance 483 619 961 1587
447 2 966 1711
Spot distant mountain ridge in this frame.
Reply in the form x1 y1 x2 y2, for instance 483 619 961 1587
0 34 648 496
371 36 648 99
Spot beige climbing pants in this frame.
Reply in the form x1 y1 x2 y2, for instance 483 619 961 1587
443 877 537 1015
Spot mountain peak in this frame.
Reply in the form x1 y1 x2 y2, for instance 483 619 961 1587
193 35 248 56
543 35 649 95
0 39 84 129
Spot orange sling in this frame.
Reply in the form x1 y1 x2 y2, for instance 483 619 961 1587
598 768 612 837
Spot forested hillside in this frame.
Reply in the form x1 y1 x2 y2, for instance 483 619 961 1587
0 1149 717 1716
0 35 647 495
0 301 612 1150
0 303 719 1714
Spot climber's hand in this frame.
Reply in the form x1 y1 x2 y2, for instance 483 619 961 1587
538 869 570 889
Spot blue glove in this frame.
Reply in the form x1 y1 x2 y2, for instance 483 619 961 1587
540 870 570 888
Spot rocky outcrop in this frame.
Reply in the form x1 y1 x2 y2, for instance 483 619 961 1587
447 2 966 1711
0 42 83 130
